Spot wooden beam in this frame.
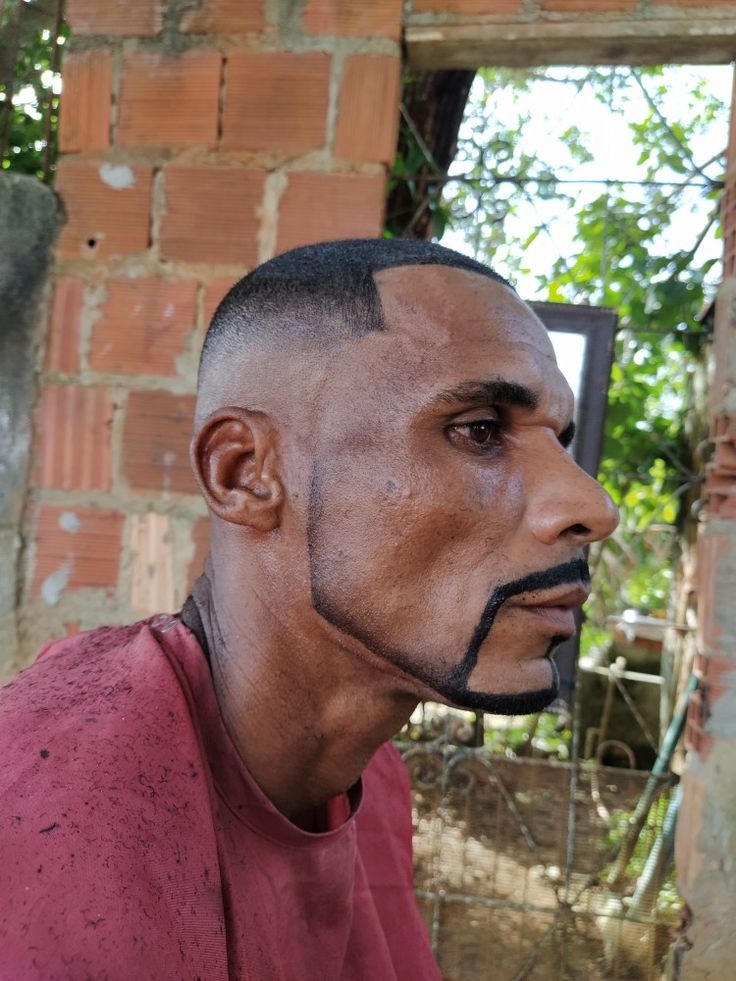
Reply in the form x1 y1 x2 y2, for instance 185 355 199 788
406 18 736 70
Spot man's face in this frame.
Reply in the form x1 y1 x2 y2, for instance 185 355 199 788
304 265 619 714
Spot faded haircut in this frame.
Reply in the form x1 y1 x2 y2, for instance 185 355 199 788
198 238 512 383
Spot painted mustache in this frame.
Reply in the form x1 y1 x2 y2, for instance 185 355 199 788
447 557 591 692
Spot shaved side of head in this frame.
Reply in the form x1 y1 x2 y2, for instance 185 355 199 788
195 239 511 422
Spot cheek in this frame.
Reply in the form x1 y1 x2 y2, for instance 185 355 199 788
321 448 525 594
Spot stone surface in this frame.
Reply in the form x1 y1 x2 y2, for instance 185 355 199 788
276 172 386 253
35 385 115 491
160 166 265 265
65 0 163 36
117 51 222 148
221 52 330 153
0 174 59 664
58 50 112 153
541 0 637 9
122 390 198 495
334 55 402 165
413 0 521 10
44 279 84 375
179 0 264 33
302 0 403 39
55 160 153 259
32 505 125 599
90 278 198 376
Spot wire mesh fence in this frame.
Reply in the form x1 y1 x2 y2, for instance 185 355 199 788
400 721 679 981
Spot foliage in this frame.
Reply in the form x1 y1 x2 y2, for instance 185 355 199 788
601 790 680 914
393 66 727 645
0 1 67 180
483 710 571 761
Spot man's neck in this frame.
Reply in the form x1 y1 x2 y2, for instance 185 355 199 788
187 573 417 824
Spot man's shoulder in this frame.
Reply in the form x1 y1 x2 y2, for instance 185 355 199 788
1 618 172 730
0 618 192 800
0 619 227 978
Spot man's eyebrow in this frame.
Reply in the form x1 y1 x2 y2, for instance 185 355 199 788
433 379 539 411
434 379 576 446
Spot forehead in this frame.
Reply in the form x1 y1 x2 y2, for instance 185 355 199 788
313 264 572 431
375 264 551 352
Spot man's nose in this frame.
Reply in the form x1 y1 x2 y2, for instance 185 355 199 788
526 438 620 547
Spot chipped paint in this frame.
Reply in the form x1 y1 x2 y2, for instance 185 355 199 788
40 561 72 606
58 511 80 534
98 163 136 190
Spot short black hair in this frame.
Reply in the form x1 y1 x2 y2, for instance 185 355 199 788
199 238 512 380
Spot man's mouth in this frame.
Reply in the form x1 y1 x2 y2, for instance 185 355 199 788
504 584 589 636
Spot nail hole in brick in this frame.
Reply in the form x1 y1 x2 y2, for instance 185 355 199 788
86 238 97 250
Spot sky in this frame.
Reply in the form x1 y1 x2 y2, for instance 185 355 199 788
441 65 732 298
439 65 733 393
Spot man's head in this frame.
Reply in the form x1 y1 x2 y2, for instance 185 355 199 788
192 239 619 715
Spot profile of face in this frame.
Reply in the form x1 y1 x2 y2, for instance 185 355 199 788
304 265 619 714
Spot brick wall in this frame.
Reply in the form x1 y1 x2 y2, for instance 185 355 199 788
9 0 402 674
673 70 736 978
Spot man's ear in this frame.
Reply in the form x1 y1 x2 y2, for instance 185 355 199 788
191 407 284 532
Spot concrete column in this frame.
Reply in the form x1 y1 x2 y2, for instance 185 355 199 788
0 174 59 676
673 68 736 980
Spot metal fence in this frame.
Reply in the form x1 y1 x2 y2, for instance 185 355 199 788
400 716 678 981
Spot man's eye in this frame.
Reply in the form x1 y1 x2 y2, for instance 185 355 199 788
447 418 504 453
465 421 500 445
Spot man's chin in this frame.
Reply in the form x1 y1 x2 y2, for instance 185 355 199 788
436 655 560 716
446 683 559 716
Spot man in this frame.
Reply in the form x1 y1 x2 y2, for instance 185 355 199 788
0 239 618 979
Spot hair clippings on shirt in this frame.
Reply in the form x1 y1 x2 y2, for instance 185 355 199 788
150 615 179 634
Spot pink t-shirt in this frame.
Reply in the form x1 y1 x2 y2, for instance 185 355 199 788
0 616 441 980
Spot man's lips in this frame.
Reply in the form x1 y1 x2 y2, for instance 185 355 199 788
504 584 590 635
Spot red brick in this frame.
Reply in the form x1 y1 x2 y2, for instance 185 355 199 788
542 0 637 8
66 0 162 35
180 0 264 33
59 50 112 153
129 513 175 615
187 516 211 591
222 52 329 153
334 55 401 165
122 390 198 494
35 385 114 491
713 414 736 443
713 439 736 476
203 278 236 326
160 166 264 265
117 51 221 148
277 172 385 253
651 0 733 5
55 159 152 259
32 506 124 598
90 278 198 376
303 0 402 39
413 0 521 11
699 653 736 705
45 278 84 374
